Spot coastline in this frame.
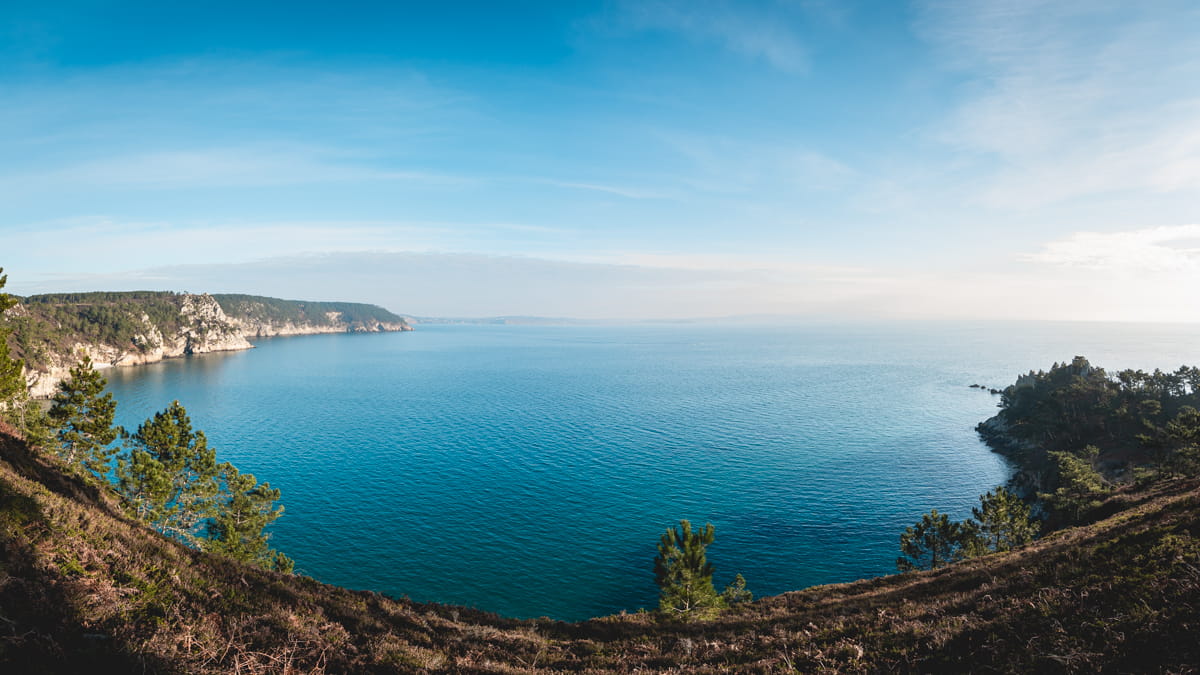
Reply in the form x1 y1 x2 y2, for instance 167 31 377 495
25 323 411 398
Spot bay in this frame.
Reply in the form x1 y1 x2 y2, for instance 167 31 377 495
102 320 1200 621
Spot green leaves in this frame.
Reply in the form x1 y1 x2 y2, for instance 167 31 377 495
0 267 23 405
120 400 220 545
900 488 1042 571
47 355 120 475
897 509 967 572
653 519 749 618
116 448 172 523
968 487 1039 554
720 573 753 605
113 400 292 572
205 463 292 572
1040 447 1110 525
654 519 720 616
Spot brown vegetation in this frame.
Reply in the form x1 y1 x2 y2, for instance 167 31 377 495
2 425 1198 673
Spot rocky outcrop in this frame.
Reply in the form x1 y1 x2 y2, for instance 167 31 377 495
23 294 255 397
225 316 411 338
976 413 1051 496
16 293 410 398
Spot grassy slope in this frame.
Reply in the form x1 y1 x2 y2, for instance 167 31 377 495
2 425 1198 673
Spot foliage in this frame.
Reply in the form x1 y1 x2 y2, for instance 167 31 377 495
897 509 968 571
0 267 25 404
14 292 186 366
46 355 120 475
654 519 721 616
205 463 293 573
720 572 752 605
964 487 1040 555
116 445 172 523
212 293 405 327
1040 446 1110 525
983 356 1200 528
117 401 221 544
996 356 1200 474
114 400 290 572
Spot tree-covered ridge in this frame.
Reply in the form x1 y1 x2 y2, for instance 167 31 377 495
8 292 190 366
996 356 1200 456
2 290 409 375
212 293 405 328
979 356 1200 528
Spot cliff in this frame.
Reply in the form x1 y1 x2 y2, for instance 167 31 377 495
2 424 1197 673
3 292 410 397
212 293 412 337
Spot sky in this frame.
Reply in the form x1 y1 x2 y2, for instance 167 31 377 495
3 0 1199 321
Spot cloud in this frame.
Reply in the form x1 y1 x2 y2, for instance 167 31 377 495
612 0 809 73
916 0 1200 208
3 217 576 284
4 146 464 192
11 244 1200 323
536 179 672 200
1024 224 1200 272
655 132 856 196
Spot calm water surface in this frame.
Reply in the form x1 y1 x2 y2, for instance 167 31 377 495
103 321 1200 621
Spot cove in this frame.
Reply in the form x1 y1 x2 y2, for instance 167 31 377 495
101 321 1200 620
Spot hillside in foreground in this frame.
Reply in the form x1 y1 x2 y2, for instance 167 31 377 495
2 421 1198 673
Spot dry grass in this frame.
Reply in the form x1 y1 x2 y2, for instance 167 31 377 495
3 430 1199 673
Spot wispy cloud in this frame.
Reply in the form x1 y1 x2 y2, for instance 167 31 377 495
3 146 466 192
1024 224 1200 272
612 0 810 73
916 0 1200 208
655 132 856 195
535 179 672 200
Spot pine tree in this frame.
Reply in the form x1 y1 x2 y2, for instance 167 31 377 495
116 448 172 522
720 573 753 605
897 509 967 571
0 267 26 406
965 487 1039 555
47 355 120 475
206 462 293 573
1040 447 1110 524
123 401 221 543
654 519 721 616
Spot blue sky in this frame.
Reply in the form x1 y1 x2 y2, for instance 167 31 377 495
3 1 1200 320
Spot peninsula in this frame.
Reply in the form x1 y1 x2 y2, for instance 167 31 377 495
2 291 411 397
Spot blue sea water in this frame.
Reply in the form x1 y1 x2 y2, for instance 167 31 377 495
101 321 1200 621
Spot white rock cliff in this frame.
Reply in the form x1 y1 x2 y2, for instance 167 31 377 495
20 293 407 397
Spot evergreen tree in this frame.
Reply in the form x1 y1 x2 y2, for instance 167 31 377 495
116 447 172 522
654 519 721 616
0 267 26 406
1161 407 1200 477
1040 446 1109 524
47 355 120 475
122 401 221 543
720 573 753 605
897 509 967 571
964 487 1040 556
206 463 293 573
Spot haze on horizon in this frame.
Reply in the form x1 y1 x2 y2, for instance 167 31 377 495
3 1 1199 322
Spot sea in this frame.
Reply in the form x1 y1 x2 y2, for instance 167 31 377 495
101 320 1200 621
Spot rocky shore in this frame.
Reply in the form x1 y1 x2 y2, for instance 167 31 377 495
14 293 410 397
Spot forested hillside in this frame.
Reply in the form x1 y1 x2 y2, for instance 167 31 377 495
212 293 407 332
0 291 410 397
